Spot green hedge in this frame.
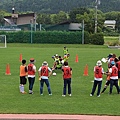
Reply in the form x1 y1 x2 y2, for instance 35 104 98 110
0 31 82 44
89 33 104 45
0 31 104 45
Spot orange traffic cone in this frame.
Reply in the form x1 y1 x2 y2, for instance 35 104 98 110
83 64 88 76
19 53 22 62
5 64 11 75
75 54 78 62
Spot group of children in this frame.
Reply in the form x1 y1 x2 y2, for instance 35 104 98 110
19 46 72 97
51 46 70 70
90 53 120 97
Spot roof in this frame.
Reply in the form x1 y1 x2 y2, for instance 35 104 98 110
4 13 35 19
104 20 116 25
69 23 82 31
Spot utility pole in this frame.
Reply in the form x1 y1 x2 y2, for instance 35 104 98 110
34 13 37 31
30 19 33 43
82 20 84 44
95 0 100 33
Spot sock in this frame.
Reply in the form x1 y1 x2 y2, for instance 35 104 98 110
21 85 24 93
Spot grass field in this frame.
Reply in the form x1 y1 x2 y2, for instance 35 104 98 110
104 36 120 45
0 43 120 115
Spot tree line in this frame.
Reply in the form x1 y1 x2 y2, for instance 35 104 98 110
35 8 120 33
0 8 120 34
0 0 120 34
0 0 120 13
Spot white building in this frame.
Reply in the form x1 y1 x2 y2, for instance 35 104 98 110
104 20 116 30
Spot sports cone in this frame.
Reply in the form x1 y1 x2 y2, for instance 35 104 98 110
83 64 88 76
5 64 11 75
19 53 22 62
75 54 78 62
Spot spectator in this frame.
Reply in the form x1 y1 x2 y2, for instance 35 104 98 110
38 61 52 95
62 61 72 97
27 58 36 94
106 61 120 94
19 59 27 94
90 60 104 97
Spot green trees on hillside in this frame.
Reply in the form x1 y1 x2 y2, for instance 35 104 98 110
0 7 120 33
0 0 120 13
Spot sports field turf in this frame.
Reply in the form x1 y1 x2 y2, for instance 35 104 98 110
0 43 120 115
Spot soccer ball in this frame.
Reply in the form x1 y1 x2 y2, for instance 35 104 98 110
52 72 56 76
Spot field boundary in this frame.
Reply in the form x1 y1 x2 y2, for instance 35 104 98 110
108 45 120 49
0 114 120 120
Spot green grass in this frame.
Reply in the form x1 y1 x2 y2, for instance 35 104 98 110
104 36 119 45
0 43 120 115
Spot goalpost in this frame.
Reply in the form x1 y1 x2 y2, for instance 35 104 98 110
0 35 7 48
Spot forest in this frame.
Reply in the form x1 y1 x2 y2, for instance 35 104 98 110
0 0 120 33
0 0 120 14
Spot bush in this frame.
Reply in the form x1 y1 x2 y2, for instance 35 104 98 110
108 41 120 46
89 33 104 45
103 32 119 36
84 31 90 44
0 31 83 44
0 31 102 45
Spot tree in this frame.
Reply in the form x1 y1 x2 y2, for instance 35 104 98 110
105 11 120 33
37 13 51 24
69 7 90 22
76 8 105 34
0 10 10 26
57 11 68 23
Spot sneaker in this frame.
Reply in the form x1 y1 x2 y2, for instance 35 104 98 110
62 95 66 97
49 93 52 96
29 92 33 94
21 91 27 94
90 94 93 96
97 95 100 97
69 94 72 96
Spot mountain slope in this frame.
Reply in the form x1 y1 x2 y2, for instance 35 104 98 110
0 0 120 13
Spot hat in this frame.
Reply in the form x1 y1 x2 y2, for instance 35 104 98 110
30 58 35 63
111 61 115 65
55 54 58 57
96 60 102 66
42 61 48 66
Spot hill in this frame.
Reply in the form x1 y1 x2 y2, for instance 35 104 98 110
0 0 120 13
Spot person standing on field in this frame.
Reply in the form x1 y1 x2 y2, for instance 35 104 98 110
62 61 72 97
27 58 36 94
63 46 68 55
105 61 120 94
116 56 120 86
38 61 52 95
101 68 111 94
90 60 104 97
19 59 27 94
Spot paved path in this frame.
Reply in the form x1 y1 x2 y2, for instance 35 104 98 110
0 114 120 120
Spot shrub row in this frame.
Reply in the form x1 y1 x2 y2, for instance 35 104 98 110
0 31 104 45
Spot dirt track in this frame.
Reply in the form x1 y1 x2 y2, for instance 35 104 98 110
0 114 120 120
